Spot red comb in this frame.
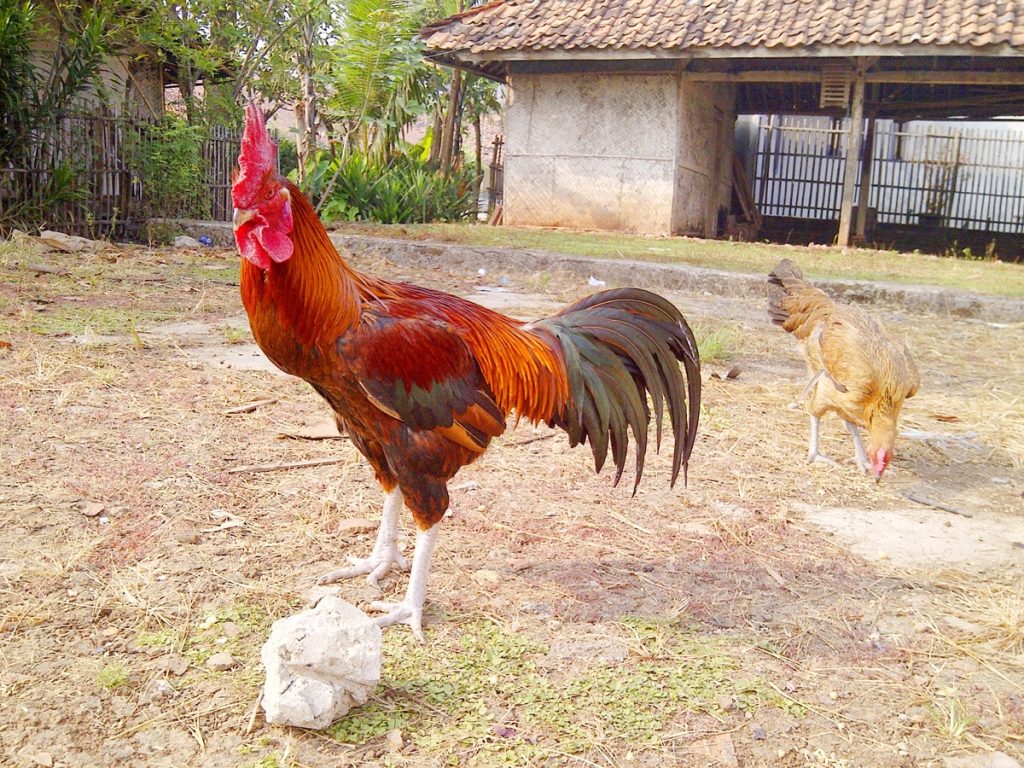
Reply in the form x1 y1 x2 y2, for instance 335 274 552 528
237 103 276 186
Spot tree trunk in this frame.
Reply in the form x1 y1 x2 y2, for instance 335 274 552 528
427 108 443 166
296 13 317 183
438 68 462 175
472 113 483 201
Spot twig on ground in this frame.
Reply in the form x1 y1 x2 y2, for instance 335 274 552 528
758 559 787 587
227 457 346 474
603 508 653 535
224 398 278 415
26 263 70 275
902 490 974 518
245 692 263 735
510 432 557 447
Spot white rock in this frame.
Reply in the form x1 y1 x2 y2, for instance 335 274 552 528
260 596 381 729
38 230 100 252
945 753 1022 768
173 235 201 248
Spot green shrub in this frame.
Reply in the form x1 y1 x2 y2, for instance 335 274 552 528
303 149 479 224
134 117 209 220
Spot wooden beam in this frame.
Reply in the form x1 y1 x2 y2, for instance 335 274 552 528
855 116 876 241
682 69 1024 85
865 70 1024 85
680 70 824 83
837 73 866 247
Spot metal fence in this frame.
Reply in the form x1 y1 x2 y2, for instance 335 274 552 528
752 116 1024 233
1 113 241 238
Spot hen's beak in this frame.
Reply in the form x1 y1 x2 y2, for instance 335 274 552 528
233 208 255 229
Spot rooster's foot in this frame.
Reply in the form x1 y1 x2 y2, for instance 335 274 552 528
807 451 836 466
317 550 409 588
368 599 425 642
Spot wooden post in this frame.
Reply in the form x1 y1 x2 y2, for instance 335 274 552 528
855 115 876 241
943 133 963 225
837 69 866 246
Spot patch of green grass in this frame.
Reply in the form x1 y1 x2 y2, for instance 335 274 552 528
930 687 977 743
96 663 130 690
693 321 740 363
221 325 248 345
135 629 175 648
338 222 1024 298
25 306 176 337
248 756 282 768
328 617 797 764
184 262 239 284
184 603 271 668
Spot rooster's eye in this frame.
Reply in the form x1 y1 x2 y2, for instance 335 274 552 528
263 188 275 201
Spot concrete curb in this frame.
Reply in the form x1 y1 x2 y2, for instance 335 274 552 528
169 220 1024 323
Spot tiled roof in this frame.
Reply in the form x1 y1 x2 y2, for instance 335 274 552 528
422 0 1024 56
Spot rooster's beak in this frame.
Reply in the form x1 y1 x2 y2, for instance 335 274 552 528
233 208 255 229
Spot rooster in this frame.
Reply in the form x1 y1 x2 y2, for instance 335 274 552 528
231 105 701 639
768 258 919 480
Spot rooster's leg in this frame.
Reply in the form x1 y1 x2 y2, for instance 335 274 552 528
844 421 870 473
317 488 409 587
368 523 439 642
807 415 836 465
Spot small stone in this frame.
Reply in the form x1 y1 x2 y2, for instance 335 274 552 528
78 500 104 517
472 568 501 585
750 724 767 740
206 652 238 671
140 679 177 704
945 752 1023 768
173 235 201 248
384 728 404 751
161 655 189 676
174 531 200 545
222 621 241 639
716 695 735 711
335 518 378 534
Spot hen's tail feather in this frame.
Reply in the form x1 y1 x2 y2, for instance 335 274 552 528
532 288 701 490
767 258 837 340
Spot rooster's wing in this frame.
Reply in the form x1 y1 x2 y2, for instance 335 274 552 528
341 315 506 452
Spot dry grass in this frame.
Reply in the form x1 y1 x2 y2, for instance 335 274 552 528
1 241 1022 766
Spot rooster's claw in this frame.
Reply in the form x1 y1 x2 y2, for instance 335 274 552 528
369 599 424 642
317 551 408 587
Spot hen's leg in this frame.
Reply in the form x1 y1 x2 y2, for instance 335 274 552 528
807 415 835 465
368 524 439 642
844 420 870 473
318 488 409 587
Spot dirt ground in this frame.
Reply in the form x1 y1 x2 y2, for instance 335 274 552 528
1 240 1022 768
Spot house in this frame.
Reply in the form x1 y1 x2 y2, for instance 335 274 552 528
422 1 1024 244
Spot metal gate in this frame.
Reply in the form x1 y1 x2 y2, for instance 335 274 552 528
751 116 1024 233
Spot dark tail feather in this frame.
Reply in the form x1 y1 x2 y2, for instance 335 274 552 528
533 288 701 491
767 258 808 327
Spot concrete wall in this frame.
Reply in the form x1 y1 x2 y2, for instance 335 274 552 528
672 81 736 236
504 71 735 237
505 73 679 234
